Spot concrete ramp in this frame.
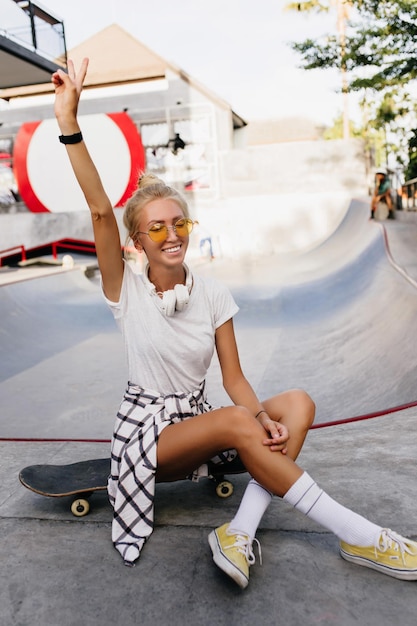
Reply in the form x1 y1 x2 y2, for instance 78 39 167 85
1 197 417 437
201 199 417 423
0 270 126 439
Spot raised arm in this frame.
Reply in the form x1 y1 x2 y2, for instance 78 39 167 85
52 58 124 301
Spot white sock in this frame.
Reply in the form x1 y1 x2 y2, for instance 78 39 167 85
283 472 382 546
229 479 272 541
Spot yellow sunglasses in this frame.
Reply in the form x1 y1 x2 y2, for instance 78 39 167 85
137 218 194 243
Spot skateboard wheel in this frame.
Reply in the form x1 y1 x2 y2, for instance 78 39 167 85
216 480 234 498
71 498 90 517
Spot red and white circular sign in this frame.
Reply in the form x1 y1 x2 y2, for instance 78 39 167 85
13 112 145 213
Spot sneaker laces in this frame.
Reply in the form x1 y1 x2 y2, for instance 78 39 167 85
226 530 262 566
375 529 417 564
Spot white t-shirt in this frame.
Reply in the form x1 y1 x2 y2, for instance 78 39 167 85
104 262 239 394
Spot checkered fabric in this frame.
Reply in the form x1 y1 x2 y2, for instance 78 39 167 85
108 381 236 566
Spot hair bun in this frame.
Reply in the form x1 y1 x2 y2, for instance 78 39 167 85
138 172 164 189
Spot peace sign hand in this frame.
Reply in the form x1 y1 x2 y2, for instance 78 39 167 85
52 58 89 131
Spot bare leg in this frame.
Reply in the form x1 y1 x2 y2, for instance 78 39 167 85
156 405 303 494
227 389 315 538
262 388 315 461
195 401 417 586
156 388 314 483
156 403 383 544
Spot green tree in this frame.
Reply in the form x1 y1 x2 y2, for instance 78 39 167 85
290 0 417 92
405 130 417 181
322 114 361 139
366 90 411 168
288 0 417 175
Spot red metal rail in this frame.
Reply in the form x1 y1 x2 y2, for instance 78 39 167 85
51 239 96 259
0 238 97 267
0 244 26 267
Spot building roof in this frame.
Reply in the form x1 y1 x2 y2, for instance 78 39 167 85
0 24 166 98
0 34 63 89
0 0 65 90
64 24 169 88
0 24 246 127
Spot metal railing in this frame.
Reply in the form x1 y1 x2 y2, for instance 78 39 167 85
3 0 67 64
0 244 26 267
0 239 97 267
50 239 96 260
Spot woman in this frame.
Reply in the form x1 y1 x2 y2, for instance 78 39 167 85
52 59 417 588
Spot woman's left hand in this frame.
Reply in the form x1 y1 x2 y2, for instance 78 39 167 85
258 415 289 454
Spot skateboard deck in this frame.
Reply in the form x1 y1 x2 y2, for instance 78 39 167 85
19 456 247 516
19 458 110 517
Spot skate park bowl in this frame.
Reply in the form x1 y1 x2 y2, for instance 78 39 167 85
0 196 417 440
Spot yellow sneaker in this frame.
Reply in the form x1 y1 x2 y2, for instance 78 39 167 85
340 529 417 580
208 523 261 589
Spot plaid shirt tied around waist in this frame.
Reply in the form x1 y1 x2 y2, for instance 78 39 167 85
108 381 236 566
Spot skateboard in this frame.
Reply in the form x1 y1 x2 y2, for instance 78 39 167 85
206 454 247 497
19 455 247 517
19 458 110 517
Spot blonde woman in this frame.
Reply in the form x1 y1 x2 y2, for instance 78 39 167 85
52 59 417 588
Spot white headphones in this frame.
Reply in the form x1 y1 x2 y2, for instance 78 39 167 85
143 263 193 316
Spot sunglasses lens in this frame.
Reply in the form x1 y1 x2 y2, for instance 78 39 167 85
175 218 193 236
148 224 167 242
146 219 193 241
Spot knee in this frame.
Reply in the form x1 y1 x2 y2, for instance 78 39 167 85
291 389 316 429
227 405 260 440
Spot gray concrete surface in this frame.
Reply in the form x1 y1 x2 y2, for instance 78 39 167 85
1 199 417 625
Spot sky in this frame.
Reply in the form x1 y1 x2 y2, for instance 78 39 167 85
13 0 359 125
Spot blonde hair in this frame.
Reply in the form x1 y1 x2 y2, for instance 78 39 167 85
123 173 189 246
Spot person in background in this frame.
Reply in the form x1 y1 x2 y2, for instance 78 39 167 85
371 170 394 219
